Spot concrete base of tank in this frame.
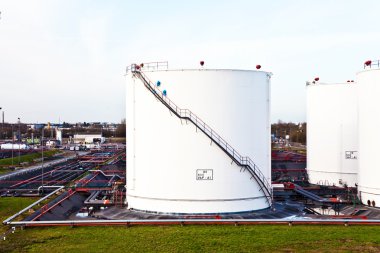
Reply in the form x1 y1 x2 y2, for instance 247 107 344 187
89 201 304 220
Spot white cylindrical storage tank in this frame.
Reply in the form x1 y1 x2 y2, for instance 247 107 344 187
306 82 358 187
357 67 380 207
126 65 271 214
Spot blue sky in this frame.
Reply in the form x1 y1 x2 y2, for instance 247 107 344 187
1 0 379 123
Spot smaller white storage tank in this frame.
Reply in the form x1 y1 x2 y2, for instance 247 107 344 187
306 81 358 187
357 64 380 207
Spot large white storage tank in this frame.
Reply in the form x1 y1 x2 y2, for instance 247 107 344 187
306 81 358 187
126 63 272 214
357 65 380 207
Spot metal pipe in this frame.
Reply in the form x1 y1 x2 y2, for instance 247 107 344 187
88 170 124 179
11 124 13 166
41 128 44 192
0 156 75 181
0 107 2 140
3 185 64 225
18 117 20 165
5 218 380 227
83 191 112 205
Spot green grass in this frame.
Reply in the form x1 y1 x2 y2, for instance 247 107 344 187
0 168 13 175
0 150 61 166
0 197 37 233
1 224 379 253
1 198 380 252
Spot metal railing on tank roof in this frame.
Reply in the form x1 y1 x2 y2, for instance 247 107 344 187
126 61 168 73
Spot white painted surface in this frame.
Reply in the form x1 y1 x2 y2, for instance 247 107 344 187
0 143 30 150
357 69 380 207
306 82 358 187
126 68 271 213
56 129 63 143
73 134 105 144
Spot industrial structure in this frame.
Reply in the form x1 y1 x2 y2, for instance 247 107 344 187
73 134 105 144
0 143 30 150
357 61 380 208
126 62 272 214
306 60 380 208
56 129 63 143
4 59 380 233
306 81 358 187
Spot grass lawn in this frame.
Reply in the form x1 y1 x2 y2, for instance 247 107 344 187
0 168 13 175
0 197 37 233
0 150 61 167
1 198 380 253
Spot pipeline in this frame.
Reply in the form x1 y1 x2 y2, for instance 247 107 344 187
4 218 380 227
3 185 64 225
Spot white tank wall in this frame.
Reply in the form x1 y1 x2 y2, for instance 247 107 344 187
306 82 358 187
126 69 271 214
357 69 380 207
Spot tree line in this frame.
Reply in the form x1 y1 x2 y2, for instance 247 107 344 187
271 121 306 145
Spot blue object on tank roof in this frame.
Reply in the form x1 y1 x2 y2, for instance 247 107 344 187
156 81 161 87
163 90 167 96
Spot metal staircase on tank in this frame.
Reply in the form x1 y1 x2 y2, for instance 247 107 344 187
128 63 273 205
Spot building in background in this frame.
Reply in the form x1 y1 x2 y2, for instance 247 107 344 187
73 133 105 144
